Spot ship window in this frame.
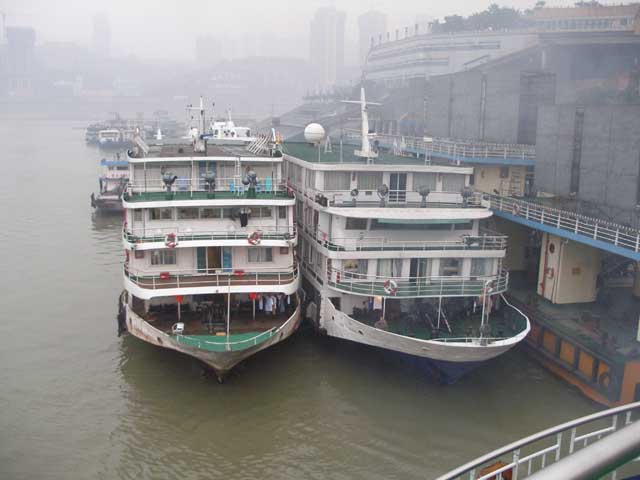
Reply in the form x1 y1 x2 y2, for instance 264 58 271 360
377 258 403 277
324 171 351 190
133 209 143 222
439 258 461 276
248 247 273 263
471 258 491 276
358 172 383 191
454 222 473 230
150 208 173 220
305 169 316 189
254 207 272 218
200 208 222 219
442 174 465 192
413 173 437 191
499 167 510 179
151 249 176 265
278 206 287 219
178 207 198 220
223 208 235 219
345 217 367 230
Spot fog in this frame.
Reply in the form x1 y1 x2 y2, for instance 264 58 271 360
3 0 559 59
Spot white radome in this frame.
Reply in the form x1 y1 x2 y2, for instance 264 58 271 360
304 123 325 144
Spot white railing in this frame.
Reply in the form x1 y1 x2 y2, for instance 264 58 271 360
125 177 288 196
329 189 484 208
326 267 508 298
305 227 507 252
124 225 296 244
437 401 640 480
125 264 298 290
173 303 300 352
344 130 535 162
486 194 640 254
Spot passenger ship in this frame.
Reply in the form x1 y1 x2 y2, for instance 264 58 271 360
119 100 301 380
284 88 530 382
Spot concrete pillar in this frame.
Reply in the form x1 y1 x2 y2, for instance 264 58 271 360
632 262 640 298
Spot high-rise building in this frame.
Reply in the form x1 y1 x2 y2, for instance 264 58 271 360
92 13 111 58
358 10 387 67
309 7 346 88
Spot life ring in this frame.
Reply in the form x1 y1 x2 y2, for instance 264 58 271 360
165 233 178 248
383 279 398 295
248 231 262 245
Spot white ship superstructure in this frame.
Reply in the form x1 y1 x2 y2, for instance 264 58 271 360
283 89 529 382
119 102 300 379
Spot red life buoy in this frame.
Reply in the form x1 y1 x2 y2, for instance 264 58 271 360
248 231 262 245
383 279 398 295
165 233 178 248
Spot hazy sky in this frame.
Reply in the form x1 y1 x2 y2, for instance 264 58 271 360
2 0 572 59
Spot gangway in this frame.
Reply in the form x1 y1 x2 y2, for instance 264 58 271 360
485 194 640 261
437 401 640 480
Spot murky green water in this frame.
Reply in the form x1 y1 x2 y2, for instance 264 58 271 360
0 112 597 480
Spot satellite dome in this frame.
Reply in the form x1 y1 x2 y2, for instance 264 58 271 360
304 123 325 144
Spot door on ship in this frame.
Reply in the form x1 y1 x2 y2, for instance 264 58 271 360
197 247 227 273
389 173 407 203
409 258 429 284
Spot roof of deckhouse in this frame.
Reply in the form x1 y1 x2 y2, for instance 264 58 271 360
282 142 473 172
128 143 282 163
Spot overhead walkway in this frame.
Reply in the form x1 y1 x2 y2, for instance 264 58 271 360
486 194 640 261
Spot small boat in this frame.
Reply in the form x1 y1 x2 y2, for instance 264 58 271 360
91 157 129 212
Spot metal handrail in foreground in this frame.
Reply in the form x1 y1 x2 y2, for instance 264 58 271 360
436 401 640 480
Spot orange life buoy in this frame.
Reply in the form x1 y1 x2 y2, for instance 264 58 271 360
383 279 398 295
248 231 262 245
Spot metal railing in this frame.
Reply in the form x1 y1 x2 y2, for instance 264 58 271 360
124 177 292 200
125 264 298 290
329 189 484 208
326 267 508 298
306 227 507 253
344 130 535 162
123 225 296 244
437 401 640 480
486 194 640 254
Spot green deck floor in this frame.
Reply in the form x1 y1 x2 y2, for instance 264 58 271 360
173 331 273 352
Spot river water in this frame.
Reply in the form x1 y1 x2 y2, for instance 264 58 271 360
0 111 597 480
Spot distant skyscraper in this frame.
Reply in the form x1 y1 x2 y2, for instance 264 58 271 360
358 10 387 67
309 7 346 89
92 14 111 58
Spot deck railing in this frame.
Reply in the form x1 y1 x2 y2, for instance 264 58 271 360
124 225 296 244
326 267 508 298
329 189 485 208
344 130 536 162
485 194 640 254
124 177 292 201
304 226 507 253
125 264 298 290
436 401 640 480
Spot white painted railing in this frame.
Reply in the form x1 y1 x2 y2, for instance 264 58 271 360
344 130 535 162
326 266 508 298
437 401 640 480
125 264 298 290
305 227 507 252
486 193 640 254
124 225 296 244
126 177 288 195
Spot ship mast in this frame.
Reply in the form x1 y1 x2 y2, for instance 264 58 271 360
342 87 381 163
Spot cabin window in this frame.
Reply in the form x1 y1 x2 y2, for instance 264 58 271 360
358 172 383 191
133 210 143 222
253 207 272 218
150 208 173 220
345 217 368 230
499 167 510 179
278 206 287 220
324 171 351 190
439 258 461 276
370 220 451 231
248 247 273 263
223 208 235 219
413 173 437 191
305 169 316 189
377 258 403 277
454 222 473 230
200 208 221 219
178 207 198 220
151 249 176 265
471 258 491 277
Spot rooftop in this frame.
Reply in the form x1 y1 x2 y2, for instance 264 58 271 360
128 142 282 162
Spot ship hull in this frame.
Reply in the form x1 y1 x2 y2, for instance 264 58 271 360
91 193 123 212
123 300 301 380
321 298 528 382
